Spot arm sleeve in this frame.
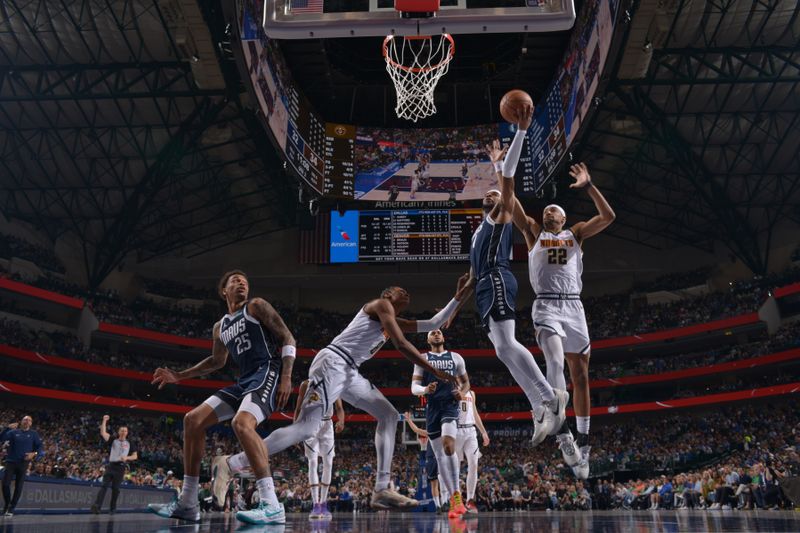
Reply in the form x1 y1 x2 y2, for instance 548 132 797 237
502 128 527 178
411 367 426 396
452 352 468 376
415 298 459 333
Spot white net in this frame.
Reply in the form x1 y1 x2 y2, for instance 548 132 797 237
383 34 454 122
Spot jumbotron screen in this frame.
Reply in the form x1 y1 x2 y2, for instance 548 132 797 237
237 0 619 200
330 209 484 263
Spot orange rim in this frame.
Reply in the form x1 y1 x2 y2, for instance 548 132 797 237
382 34 455 74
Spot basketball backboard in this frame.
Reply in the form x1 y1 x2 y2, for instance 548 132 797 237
263 0 576 39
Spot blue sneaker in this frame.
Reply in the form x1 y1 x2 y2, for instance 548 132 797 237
236 501 286 525
147 499 200 522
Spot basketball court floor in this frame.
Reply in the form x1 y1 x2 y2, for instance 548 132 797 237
3 511 800 533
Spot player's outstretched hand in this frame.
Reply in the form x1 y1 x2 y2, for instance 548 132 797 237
152 367 179 390
454 272 472 301
276 377 292 410
568 162 592 188
433 369 457 385
517 103 534 130
484 139 508 164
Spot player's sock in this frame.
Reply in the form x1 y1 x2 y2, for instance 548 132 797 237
433 493 441 508
227 452 249 474
538 329 567 390
310 485 319 505
256 476 279 507
320 484 330 503
467 456 479 502
577 416 590 435
376 471 391 491
179 475 199 507
488 318 555 406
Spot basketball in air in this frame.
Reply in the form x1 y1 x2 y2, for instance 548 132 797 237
500 89 534 124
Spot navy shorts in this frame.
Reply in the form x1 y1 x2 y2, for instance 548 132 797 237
425 445 439 480
211 359 282 422
475 269 518 329
425 400 459 440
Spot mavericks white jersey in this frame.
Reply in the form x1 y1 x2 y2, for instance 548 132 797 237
458 390 476 426
326 308 388 367
529 229 583 296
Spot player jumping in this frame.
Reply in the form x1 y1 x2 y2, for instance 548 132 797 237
455 105 569 446
509 162 615 479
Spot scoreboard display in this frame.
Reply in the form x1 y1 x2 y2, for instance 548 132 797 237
330 209 483 263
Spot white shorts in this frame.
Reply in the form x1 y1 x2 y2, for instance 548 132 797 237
304 419 335 460
532 299 591 355
302 348 380 419
455 427 481 462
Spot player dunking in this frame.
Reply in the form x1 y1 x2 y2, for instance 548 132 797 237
410 329 470 519
211 282 469 510
509 162 615 478
296 379 345 520
455 106 569 445
148 270 296 525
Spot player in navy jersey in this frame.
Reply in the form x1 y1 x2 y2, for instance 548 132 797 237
148 270 296 525
453 105 569 447
410 329 470 518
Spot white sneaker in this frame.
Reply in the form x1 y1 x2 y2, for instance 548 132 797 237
236 501 286 525
710 503 720 510
556 432 581 468
147 499 200 522
211 455 233 509
550 389 569 433
531 405 551 446
573 445 590 480
370 488 418 509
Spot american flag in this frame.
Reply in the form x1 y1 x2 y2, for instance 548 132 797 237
291 0 324 14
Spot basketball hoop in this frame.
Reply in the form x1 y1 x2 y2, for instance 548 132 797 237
383 33 455 122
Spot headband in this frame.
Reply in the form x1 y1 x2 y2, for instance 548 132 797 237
544 204 566 218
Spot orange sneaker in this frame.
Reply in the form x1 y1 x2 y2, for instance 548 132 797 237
448 492 467 518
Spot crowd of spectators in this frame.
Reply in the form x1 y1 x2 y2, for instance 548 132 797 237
1 402 797 513
0 233 65 274
355 124 496 174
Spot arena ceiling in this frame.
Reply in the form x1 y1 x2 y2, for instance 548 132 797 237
567 0 800 274
1 0 798 285
0 0 295 286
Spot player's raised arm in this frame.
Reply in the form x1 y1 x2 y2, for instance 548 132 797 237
366 298 457 385
397 273 471 333
248 298 297 410
443 270 475 329
568 163 615 242
152 321 228 389
497 104 534 222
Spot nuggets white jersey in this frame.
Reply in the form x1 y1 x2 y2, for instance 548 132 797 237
458 390 476 426
327 308 388 367
529 229 583 296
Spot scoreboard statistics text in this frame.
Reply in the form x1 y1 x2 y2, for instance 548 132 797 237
330 209 483 263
